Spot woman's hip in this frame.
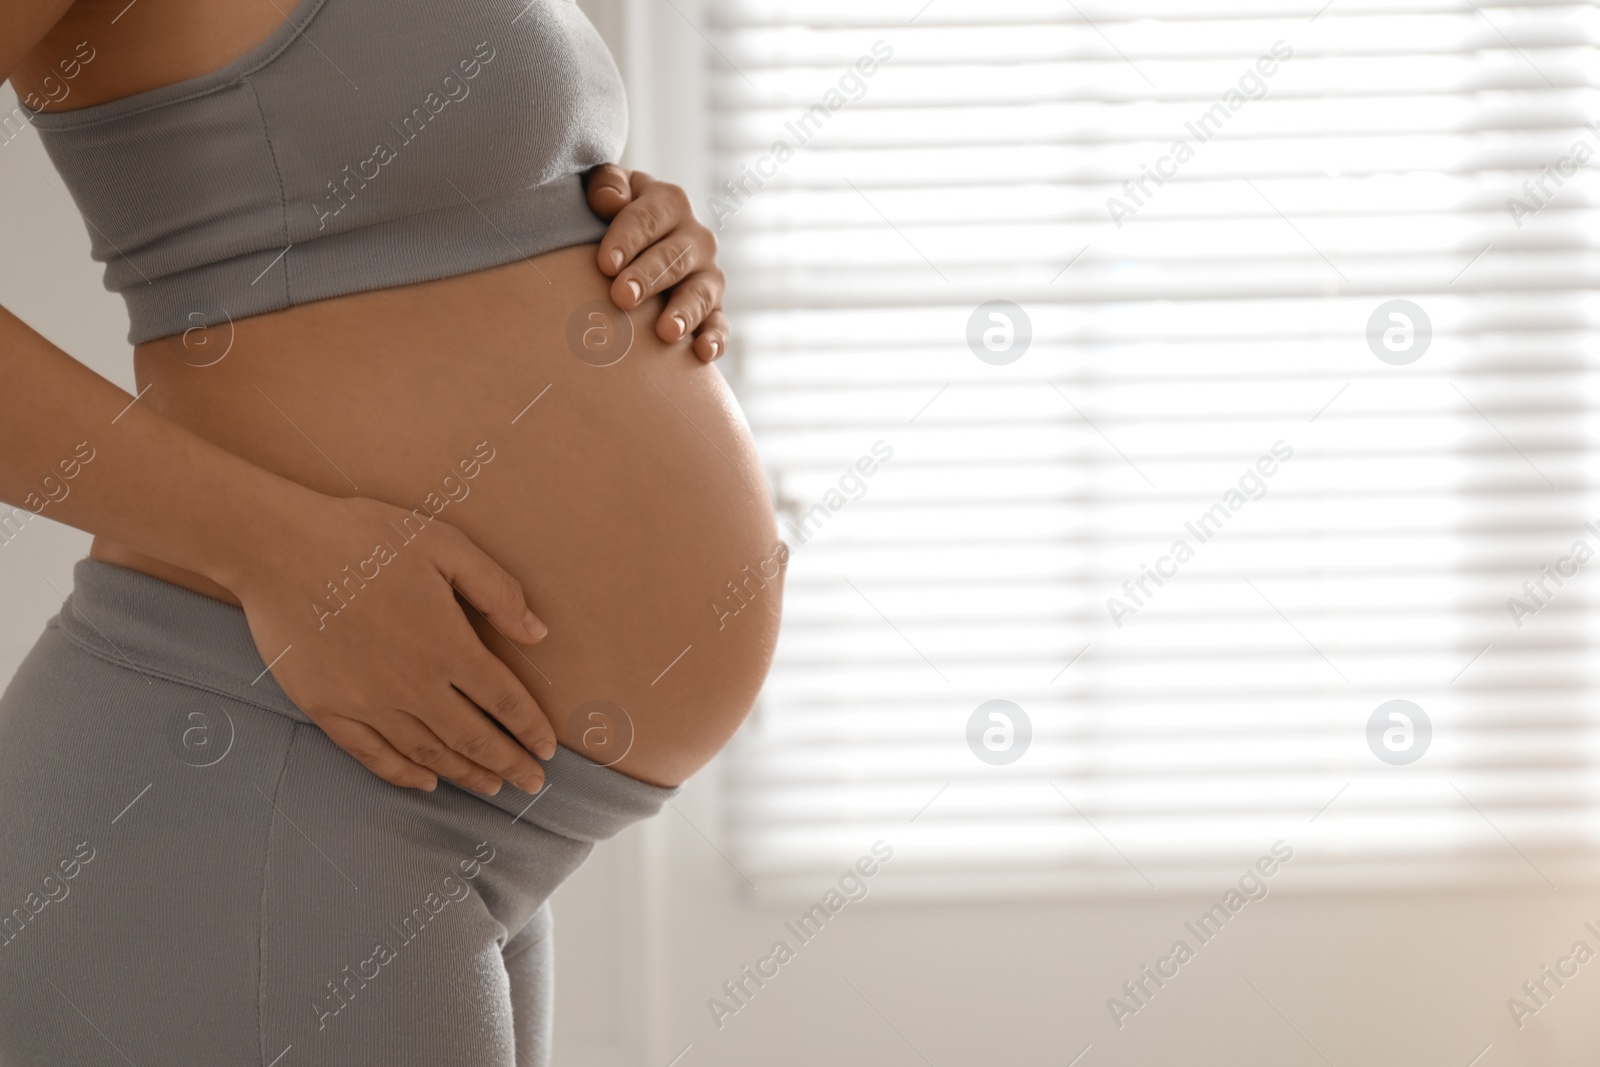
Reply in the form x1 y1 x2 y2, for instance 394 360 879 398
0 557 674 1063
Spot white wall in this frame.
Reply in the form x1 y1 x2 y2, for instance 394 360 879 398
3 5 1600 1066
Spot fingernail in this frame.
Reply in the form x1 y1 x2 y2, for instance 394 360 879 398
518 774 544 794
710 339 721 359
608 249 623 271
536 740 556 760
627 279 642 303
523 610 547 640
671 312 687 338
482 779 502 796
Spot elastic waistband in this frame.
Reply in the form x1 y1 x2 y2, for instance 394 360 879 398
53 558 678 841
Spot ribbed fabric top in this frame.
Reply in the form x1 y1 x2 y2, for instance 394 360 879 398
54 558 678 842
23 0 627 344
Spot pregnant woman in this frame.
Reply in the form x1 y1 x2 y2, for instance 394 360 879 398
0 1 783 1063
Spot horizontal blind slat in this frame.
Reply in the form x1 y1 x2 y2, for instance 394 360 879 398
715 0 1600 899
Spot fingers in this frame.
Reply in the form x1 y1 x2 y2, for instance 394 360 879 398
406 520 552 793
320 715 439 792
451 643 558 763
433 522 547 643
611 235 702 312
380 713 506 795
585 163 633 221
590 172 730 359
431 686 548 795
658 268 726 345
693 308 731 363
597 176 691 283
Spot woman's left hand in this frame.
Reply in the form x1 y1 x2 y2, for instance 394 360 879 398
585 164 728 363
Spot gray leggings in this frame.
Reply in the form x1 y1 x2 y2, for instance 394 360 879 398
0 559 676 1066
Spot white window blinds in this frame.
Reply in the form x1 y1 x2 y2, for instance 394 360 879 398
711 0 1600 898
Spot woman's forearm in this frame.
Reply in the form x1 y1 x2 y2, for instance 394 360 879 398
1 300 561 794
0 303 312 590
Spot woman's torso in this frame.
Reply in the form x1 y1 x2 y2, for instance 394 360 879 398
12 0 783 787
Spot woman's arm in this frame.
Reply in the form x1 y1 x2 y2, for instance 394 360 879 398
1 306 299 603
1 306 558 797
3 4 557 798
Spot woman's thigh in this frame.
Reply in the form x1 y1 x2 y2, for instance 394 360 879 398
0 627 574 1066
504 902 556 1067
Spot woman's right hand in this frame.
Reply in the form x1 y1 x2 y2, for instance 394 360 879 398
229 491 556 796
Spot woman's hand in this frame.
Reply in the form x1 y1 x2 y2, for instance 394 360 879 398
586 164 729 363
231 491 556 796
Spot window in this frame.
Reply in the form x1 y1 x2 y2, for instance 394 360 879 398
711 0 1600 897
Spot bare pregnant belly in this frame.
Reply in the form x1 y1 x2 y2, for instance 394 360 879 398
90 244 784 787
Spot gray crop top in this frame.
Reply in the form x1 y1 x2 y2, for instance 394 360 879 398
22 0 627 344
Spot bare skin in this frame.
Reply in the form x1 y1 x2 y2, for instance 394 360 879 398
3 0 778 792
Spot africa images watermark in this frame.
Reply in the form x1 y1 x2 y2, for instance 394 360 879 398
1106 40 1295 227
1505 520 1600 630
311 840 497 1030
312 441 497 629
706 40 895 230
1106 440 1294 627
1505 920 1600 1030
711 540 789 632
780 439 896 549
1106 840 1295 1029
311 40 498 231
0 440 97 549
0 840 96 948
0 40 96 150
1505 121 1600 230
706 840 894 1030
